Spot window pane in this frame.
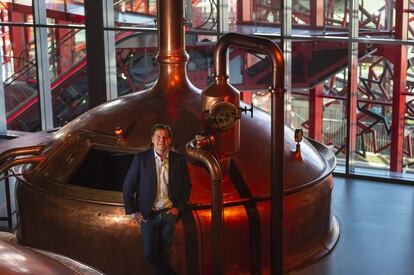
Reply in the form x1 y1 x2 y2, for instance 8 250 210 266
353 44 392 172
292 0 310 26
300 40 351 169
359 0 387 31
0 0 33 24
115 31 158 97
190 0 218 31
403 45 413 174
45 0 85 25
291 93 309 131
113 0 156 27
186 34 215 90
48 27 88 127
228 0 237 32
322 93 347 166
408 1 414 40
2 26 41 131
325 0 347 27
253 0 280 25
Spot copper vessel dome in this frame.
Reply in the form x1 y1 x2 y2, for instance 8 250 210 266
0 240 103 274
0 0 338 274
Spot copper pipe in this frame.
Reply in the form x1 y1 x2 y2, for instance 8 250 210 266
213 33 284 89
271 85 285 275
213 33 285 274
0 156 45 174
186 139 224 275
156 0 188 64
0 145 44 163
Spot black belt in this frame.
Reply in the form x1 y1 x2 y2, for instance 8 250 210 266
150 207 171 215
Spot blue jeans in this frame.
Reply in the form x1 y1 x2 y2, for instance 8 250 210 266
141 211 177 275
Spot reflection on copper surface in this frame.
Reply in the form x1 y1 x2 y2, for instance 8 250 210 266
0 240 103 274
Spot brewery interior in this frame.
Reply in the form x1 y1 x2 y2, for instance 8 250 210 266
0 0 413 274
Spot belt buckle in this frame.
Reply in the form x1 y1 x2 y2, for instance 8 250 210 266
152 207 170 216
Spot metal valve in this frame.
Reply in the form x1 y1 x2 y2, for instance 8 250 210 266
294 128 303 143
239 103 254 118
194 134 215 150
294 129 303 159
205 102 241 131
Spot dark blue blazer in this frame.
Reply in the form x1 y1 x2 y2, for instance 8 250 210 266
123 149 191 219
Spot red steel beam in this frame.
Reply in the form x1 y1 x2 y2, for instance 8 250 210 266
237 0 252 22
308 83 323 141
241 92 252 104
390 0 409 172
310 0 325 28
10 11 25 74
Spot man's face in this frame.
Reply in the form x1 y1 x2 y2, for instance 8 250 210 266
151 129 172 154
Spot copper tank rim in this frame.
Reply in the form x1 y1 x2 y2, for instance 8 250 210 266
13 135 336 206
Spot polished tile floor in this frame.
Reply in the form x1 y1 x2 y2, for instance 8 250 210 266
289 177 414 275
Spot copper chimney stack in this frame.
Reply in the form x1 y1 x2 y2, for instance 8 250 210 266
154 0 198 95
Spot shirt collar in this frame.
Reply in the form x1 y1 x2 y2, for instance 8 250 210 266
154 149 169 161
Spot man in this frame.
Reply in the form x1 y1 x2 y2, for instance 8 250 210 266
123 123 191 275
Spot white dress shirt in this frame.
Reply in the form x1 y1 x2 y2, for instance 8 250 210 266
152 149 173 210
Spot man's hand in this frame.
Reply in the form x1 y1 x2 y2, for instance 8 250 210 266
166 207 179 216
131 212 147 224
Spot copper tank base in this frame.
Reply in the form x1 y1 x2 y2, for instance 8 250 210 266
14 164 339 274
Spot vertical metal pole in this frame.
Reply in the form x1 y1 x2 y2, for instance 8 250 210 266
85 0 108 108
185 0 192 27
0 56 6 133
4 171 12 229
390 0 408 172
217 0 221 37
33 0 54 130
211 178 224 275
270 1 289 273
186 142 223 275
103 0 118 100
345 0 359 174
270 86 285 275
64 0 68 14
217 0 229 34
281 0 291 126
217 0 230 76
384 0 393 32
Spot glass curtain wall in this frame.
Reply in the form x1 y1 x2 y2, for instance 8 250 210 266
110 0 157 97
216 0 414 181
